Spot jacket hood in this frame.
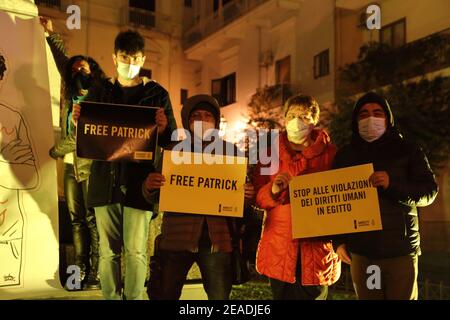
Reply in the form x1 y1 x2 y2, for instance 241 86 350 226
351 92 395 140
181 94 221 130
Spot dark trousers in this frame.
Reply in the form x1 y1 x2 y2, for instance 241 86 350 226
64 164 99 274
150 249 233 300
350 253 418 300
269 246 328 300
270 279 328 300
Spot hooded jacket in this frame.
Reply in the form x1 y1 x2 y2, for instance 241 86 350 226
143 95 234 253
253 130 341 285
332 92 438 259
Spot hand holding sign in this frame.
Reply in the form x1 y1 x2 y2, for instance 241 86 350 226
336 244 352 265
145 172 166 190
155 108 168 134
369 171 390 190
272 172 291 195
72 103 81 127
159 150 247 217
244 183 255 202
289 164 382 238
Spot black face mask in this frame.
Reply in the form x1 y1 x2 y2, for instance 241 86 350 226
73 71 91 91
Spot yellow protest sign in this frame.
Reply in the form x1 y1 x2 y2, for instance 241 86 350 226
289 163 382 239
159 150 247 217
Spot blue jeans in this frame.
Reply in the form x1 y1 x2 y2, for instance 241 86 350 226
94 204 151 300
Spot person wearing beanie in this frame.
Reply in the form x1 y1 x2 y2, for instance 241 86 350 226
143 94 255 300
332 91 438 300
252 94 341 300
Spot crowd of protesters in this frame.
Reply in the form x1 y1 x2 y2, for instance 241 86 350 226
36 18 438 301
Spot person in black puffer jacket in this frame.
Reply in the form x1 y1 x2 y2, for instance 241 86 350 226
332 92 438 300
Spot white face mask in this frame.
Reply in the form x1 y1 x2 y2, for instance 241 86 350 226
358 116 386 142
286 118 313 145
190 121 216 139
116 61 141 80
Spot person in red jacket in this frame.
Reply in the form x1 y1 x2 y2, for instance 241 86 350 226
253 94 341 300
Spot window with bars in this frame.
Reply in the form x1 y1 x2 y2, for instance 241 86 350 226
380 18 406 48
214 0 220 13
129 0 155 28
211 73 236 106
180 89 188 105
34 0 61 8
275 56 291 85
130 0 155 11
314 50 329 79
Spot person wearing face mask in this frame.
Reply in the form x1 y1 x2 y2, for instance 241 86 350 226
332 92 438 300
71 29 177 300
142 94 256 300
40 17 106 290
252 94 341 300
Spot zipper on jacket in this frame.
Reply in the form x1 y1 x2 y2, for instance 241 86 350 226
403 213 408 237
109 165 114 204
73 153 80 181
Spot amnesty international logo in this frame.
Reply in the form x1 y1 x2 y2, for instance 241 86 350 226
3 273 15 282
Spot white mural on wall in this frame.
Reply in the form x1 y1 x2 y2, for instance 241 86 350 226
0 0 61 298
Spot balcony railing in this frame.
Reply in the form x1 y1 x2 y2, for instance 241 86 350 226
183 0 270 49
35 0 61 9
123 7 172 34
338 28 450 94
127 7 156 29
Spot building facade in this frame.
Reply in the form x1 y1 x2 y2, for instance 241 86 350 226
37 0 189 126
35 0 450 252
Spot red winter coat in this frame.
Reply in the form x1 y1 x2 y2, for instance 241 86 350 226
253 130 341 285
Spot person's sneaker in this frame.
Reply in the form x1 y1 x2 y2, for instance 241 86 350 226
83 271 101 290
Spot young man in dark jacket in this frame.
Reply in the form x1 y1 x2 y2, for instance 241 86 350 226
333 92 438 300
143 94 255 300
72 30 177 300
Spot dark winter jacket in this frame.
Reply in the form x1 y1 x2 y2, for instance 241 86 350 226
143 95 237 253
86 77 177 211
332 92 438 259
46 33 92 182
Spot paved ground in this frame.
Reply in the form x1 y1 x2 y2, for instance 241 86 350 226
29 283 208 300
34 289 104 300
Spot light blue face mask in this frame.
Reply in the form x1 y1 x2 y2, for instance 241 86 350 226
116 61 141 80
